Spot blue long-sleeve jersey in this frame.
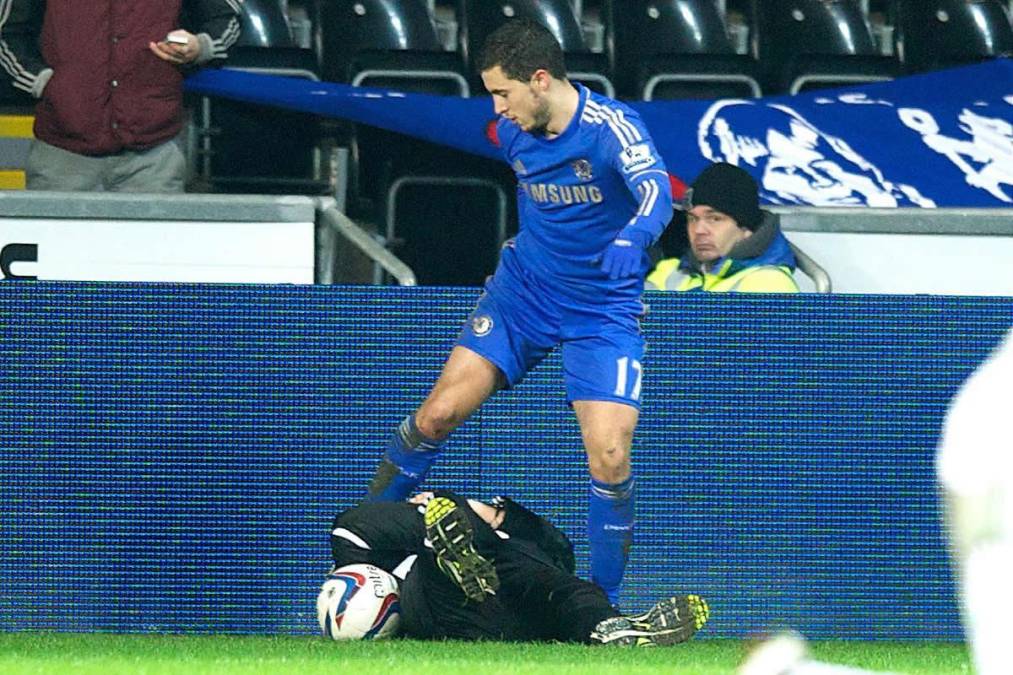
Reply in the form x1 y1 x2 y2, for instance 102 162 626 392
496 85 673 303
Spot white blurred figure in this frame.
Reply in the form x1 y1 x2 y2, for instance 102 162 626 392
738 631 897 675
937 329 1013 675
741 332 1013 675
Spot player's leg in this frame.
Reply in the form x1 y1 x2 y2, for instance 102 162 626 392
402 554 525 641
563 323 644 607
415 347 505 438
445 492 620 643
574 400 638 607
936 333 1013 675
365 346 503 502
366 270 554 502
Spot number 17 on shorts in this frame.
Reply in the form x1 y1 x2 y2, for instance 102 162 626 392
561 334 645 408
613 356 643 401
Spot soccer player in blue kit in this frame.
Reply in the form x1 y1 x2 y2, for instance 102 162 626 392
364 18 673 607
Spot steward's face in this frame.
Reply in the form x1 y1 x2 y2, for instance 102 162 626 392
482 65 551 134
687 205 751 263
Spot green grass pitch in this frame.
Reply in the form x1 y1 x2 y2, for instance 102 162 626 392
0 634 970 674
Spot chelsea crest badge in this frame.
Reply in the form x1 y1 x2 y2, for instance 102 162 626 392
471 315 494 337
572 159 593 182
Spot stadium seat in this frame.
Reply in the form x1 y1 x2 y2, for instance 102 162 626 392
200 47 332 194
192 1 332 194
606 0 763 100
315 1 510 285
317 0 468 94
315 0 471 204
383 171 514 286
894 0 1013 74
231 0 295 47
755 0 897 95
458 0 616 97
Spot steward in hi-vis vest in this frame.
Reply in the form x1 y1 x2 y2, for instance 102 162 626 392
646 162 800 293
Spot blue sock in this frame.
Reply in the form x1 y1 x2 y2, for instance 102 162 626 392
588 475 635 607
365 415 445 502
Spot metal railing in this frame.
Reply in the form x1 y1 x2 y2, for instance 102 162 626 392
788 242 832 293
316 197 417 286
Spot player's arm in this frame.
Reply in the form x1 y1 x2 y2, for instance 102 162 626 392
0 0 50 98
330 502 425 567
600 116 674 279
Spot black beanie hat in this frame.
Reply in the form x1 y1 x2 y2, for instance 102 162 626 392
685 162 762 231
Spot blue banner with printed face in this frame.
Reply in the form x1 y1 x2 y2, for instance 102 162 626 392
186 58 1013 207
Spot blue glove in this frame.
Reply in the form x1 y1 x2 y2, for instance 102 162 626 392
600 227 652 280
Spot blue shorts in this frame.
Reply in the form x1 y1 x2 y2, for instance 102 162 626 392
456 251 646 408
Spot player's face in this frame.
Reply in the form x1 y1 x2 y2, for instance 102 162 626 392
686 206 751 263
481 65 551 134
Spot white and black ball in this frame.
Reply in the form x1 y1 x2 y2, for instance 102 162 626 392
316 563 402 640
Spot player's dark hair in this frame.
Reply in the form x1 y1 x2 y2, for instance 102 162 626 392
477 18 567 81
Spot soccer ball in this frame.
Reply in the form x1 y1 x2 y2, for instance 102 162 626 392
316 563 402 640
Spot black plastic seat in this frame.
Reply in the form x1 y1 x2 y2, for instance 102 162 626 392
192 1 332 194
202 45 331 194
314 1 511 283
459 0 615 96
895 0 1013 74
607 0 762 100
317 0 468 94
756 0 897 94
314 1 471 211
231 0 295 47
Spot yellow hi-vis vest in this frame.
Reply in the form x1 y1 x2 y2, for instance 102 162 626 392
645 258 800 293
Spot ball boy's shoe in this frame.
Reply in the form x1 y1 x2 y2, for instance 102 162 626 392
424 496 500 603
590 595 709 646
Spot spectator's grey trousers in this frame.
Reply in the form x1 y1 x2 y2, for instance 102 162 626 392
26 137 186 193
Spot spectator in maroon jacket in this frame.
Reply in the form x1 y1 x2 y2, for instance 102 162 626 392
0 1 242 192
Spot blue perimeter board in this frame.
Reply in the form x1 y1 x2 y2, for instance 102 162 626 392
2 282 1010 638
